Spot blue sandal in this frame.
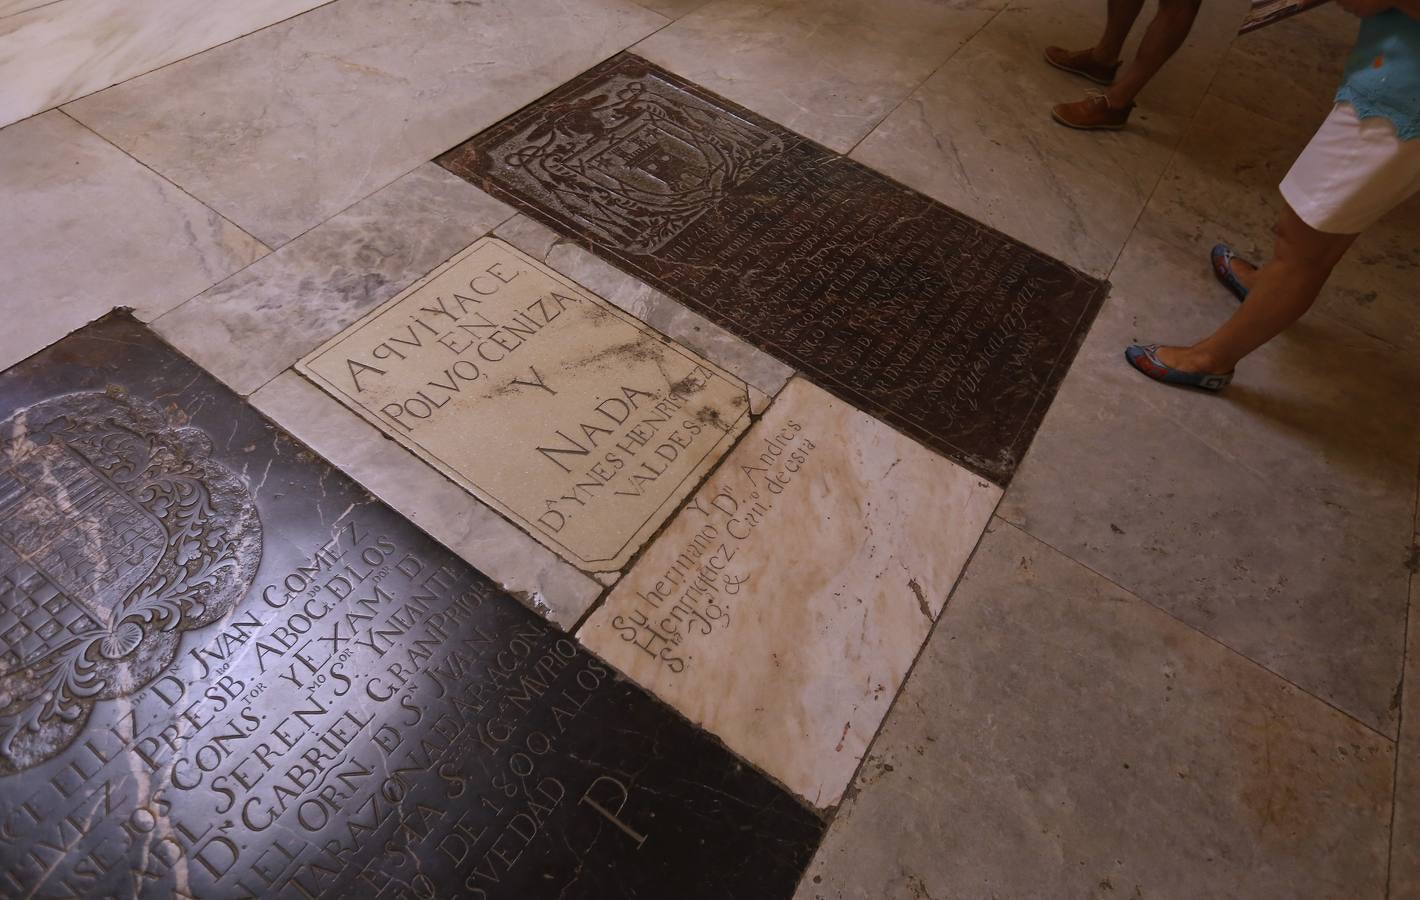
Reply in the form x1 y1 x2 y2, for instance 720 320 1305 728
1125 344 1232 391
1210 243 1252 302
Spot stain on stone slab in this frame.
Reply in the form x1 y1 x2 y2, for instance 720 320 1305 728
0 315 822 898
438 54 1109 485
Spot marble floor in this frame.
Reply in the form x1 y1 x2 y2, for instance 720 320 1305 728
0 0 1416 897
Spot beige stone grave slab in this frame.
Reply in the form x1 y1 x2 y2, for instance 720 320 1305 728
298 237 751 574
577 377 1001 808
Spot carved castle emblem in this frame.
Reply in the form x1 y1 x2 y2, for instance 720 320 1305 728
0 391 260 774
490 69 785 253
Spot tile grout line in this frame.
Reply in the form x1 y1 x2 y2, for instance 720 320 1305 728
0 0 65 22
55 107 279 318
1103 23 1241 280
17 0 345 129
997 516 1401 744
841 1 1012 160
1385 440 1420 898
58 106 271 254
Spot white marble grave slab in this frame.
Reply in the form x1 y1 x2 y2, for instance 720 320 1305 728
577 378 1001 807
298 238 751 575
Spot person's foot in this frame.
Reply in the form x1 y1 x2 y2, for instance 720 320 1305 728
1125 344 1233 391
1043 46 1122 85
1209 243 1258 301
1051 94 1134 131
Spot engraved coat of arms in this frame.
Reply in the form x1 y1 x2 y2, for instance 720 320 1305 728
0 391 260 773
489 71 785 253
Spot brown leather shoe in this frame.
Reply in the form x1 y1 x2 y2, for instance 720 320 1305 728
1043 46 1121 85
1051 94 1134 131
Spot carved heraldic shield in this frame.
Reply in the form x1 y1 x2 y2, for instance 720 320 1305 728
0 391 260 773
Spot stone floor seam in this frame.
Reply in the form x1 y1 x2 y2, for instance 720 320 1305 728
1386 442 1420 898
999 517 1401 744
841 4 1010 161
56 107 272 259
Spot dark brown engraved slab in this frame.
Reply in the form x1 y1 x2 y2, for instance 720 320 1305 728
0 316 822 899
438 54 1109 485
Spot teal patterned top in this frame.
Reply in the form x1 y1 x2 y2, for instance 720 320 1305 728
1336 8 1420 140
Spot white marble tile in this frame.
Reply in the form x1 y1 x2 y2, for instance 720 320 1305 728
577 377 1001 808
65 0 667 246
0 110 266 371
797 522 1395 899
0 0 333 127
297 238 752 575
493 214 793 400
250 371 605 628
152 164 513 396
633 0 1004 153
849 0 1240 277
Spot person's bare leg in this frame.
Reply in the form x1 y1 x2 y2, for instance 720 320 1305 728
1094 0 1148 63
1106 0 1201 107
1155 206 1357 374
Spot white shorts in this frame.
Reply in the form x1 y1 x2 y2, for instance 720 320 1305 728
1279 102 1420 234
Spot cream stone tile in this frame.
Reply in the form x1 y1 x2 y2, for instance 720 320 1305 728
797 522 1395 899
1144 95 1420 353
152 164 513 396
849 0 1239 277
249 371 604 628
1210 4 1356 135
633 0 1004 153
577 378 1001 808
64 0 666 246
0 110 265 371
998 223 1419 734
494 214 793 399
0 0 333 127
299 238 752 575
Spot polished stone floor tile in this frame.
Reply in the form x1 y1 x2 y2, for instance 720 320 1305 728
250 371 604 627
0 110 266 372
442 54 1107 485
1142 96 1420 354
796 522 1394 900
633 0 1004 153
0 0 332 127
999 223 1420 734
0 314 823 898
578 378 1001 808
63 0 665 248
298 238 751 575
850 0 1241 278
1209 5 1355 135
494 214 793 400
153 164 513 396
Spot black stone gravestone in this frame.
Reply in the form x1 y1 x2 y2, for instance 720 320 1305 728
439 54 1109 485
0 315 822 899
